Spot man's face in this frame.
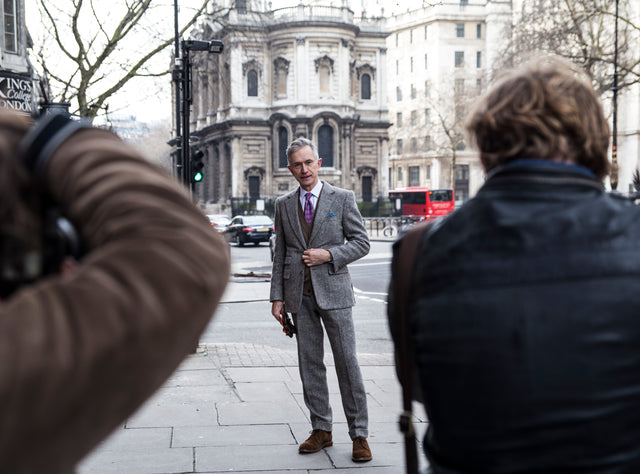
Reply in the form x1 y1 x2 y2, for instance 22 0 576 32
288 146 322 191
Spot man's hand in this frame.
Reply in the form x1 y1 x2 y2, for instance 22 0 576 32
302 248 332 267
271 301 285 325
272 300 295 336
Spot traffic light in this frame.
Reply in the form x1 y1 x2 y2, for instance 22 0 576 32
190 149 204 183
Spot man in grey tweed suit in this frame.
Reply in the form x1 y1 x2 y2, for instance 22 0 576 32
270 137 372 462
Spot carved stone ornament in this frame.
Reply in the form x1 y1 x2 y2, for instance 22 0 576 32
244 166 265 180
356 165 378 178
242 59 263 77
273 57 290 73
314 55 334 73
356 63 376 80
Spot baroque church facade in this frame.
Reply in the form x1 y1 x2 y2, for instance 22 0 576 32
185 1 390 207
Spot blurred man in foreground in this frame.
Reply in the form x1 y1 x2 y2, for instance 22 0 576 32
0 111 230 472
389 56 640 473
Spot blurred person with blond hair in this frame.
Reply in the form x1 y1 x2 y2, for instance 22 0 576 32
389 56 640 473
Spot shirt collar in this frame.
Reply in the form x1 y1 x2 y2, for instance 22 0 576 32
301 180 323 199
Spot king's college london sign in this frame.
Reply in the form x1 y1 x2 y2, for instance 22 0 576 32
0 72 33 113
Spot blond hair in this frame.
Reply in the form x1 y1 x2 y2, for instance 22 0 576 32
466 55 610 180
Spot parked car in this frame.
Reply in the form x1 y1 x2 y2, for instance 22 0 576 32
207 214 231 232
226 215 274 246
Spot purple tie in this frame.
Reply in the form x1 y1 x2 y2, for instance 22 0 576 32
304 192 314 225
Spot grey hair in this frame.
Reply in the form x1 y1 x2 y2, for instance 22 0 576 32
286 137 319 163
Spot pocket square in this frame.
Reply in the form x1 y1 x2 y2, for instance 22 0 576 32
328 212 336 217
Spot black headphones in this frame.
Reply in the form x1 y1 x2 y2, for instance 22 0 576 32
0 113 88 298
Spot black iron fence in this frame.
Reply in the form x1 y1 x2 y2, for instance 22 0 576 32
230 197 276 218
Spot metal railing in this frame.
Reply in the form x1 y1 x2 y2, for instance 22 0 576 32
363 216 421 239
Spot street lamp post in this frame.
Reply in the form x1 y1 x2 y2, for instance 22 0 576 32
611 0 619 190
173 0 182 183
179 40 224 196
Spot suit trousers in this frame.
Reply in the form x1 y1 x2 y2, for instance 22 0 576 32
294 294 368 439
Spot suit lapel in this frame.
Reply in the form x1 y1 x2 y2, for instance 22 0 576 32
309 182 336 244
284 189 306 248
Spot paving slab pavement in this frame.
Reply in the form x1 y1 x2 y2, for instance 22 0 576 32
77 276 430 473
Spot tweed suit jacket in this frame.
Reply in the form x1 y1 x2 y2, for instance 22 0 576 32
270 181 370 313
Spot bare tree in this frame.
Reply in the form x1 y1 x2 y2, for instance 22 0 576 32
497 0 639 95
131 120 173 171
427 76 477 188
32 0 230 121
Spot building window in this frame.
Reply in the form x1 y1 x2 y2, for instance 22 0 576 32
411 110 417 126
361 73 371 100
424 53 428 70
409 166 420 187
410 56 414 73
425 80 431 98
248 175 260 199
456 163 469 180
425 135 432 151
477 24 482 38
237 0 247 13
276 68 287 96
4 0 17 53
425 108 431 123
396 59 399 76
319 65 330 93
274 57 289 98
398 166 403 181
455 51 464 68
455 79 465 94
456 136 466 151
397 86 403 101
397 112 403 127
389 167 392 186
477 78 483 95
247 70 258 96
278 126 288 168
396 33 399 46
477 51 482 68
455 105 465 123
410 28 414 43
411 84 416 99
274 57 290 99
460 0 469 5
455 164 469 203
424 25 428 39
426 164 431 179
362 175 373 202
411 137 417 153
455 23 464 38
397 139 403 155
318 124 334 167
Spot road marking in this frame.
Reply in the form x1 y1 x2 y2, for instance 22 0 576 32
349 261 391 268
354 287 388 303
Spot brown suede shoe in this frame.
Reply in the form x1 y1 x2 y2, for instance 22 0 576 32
299 429 333 453
352 437 372 462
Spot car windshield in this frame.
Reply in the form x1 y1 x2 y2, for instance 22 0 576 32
243 216 273 226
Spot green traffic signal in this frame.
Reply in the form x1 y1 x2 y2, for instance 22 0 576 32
190 149 205 183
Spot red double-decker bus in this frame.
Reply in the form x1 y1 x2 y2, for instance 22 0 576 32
389 187 455 220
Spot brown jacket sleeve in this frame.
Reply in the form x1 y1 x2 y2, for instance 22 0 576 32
0 126 230 473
